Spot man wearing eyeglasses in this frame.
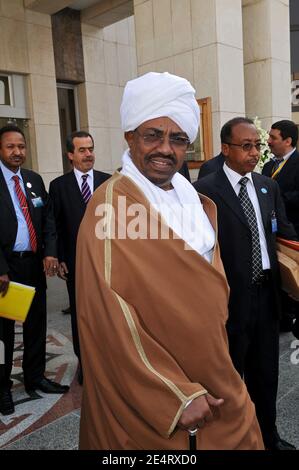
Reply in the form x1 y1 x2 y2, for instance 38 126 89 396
75 73 263 450
194 117 297 450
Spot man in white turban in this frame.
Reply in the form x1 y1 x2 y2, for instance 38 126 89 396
76 72 264 450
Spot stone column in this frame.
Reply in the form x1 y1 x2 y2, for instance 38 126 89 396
242 0 291 131
133 0 245 154
80 17 137 174
25 9 63 187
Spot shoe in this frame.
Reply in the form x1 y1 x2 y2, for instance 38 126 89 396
25 377 70 394
62 306 71 315
0 389 15 415
267 438 296 450
77 364 83 386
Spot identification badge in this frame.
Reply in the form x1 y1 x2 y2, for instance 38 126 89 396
31 196 44 208
271 211 277 233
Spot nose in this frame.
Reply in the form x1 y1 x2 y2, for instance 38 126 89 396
250 144 259 156
156 136 173 155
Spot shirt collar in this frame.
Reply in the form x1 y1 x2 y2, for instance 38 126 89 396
74 167 93 180
0 160 22 182
223 162 253 191
272 148 296 162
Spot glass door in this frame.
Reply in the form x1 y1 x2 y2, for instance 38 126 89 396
56 83 79 174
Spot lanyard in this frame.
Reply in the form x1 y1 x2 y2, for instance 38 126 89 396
271 158 287 179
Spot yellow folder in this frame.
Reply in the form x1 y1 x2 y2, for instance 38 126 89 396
0 282 36 322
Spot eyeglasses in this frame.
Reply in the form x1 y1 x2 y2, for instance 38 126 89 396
134 128 190 149
225 142 262 152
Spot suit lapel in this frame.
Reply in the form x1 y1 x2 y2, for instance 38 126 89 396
275 150 299 181
21 169 37 225
253 173 269 230
214 170 249 228
68 170 86 206
0 168 17 218
93 170 100 190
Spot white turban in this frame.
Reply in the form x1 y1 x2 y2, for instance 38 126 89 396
120 72 200 143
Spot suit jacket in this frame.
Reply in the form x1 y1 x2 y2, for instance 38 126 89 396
197 153 225 180
0 168 57 276
179 161 191 182
49 169 110 274
194 169 297 333
262 150 299 235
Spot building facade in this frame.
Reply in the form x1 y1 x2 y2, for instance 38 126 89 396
0 0 296 183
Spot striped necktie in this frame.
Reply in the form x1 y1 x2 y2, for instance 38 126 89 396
271 157 283 175
12 175 37 253
238 177 263 282
81 174 92 204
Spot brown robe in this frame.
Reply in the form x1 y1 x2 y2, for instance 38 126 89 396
76 172 264 450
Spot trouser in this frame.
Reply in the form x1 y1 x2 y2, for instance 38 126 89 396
66 272 81 362
228 278 280 448
0 255 47 390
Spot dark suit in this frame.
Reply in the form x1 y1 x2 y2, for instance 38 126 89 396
197 152 225 180
0 168 57 389
263 151 299 330
49 170 110 361
262 150 299 236
179 161 191 181
194 169 297 447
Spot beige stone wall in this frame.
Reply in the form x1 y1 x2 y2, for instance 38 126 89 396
134 0 246 155
80 16 137 175
0 0 293 181
243 0 292 131
0 3 136 183
0 1 62 188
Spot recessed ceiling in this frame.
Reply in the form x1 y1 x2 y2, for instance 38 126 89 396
69 0 101 10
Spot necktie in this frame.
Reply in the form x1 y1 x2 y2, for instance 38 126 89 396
238 177 263 282
81 174 92 204
271 157 283 175
12 175 37 253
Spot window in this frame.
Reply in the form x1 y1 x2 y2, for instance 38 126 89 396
0 73 28 119
0 75 11 106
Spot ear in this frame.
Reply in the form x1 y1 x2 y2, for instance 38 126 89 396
221 143 229 157
67 152 74 162
285 136 292 147
124 131 134 148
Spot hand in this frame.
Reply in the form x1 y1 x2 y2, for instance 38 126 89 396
58 262 69 281
0 274 10 297
43 257 59 277
177 393 224 431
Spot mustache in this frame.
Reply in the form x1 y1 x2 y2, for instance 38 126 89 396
146 153 176 163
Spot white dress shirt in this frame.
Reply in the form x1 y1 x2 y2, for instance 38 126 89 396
223 163 270 270
0 161 31 251
272 147 296 167
74 168 94 194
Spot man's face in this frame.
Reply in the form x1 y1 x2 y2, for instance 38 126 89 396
222 123 260 176
0 131 26 173
68 136 95 173
125 117 189 190
267 128 291 158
